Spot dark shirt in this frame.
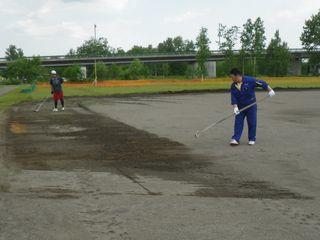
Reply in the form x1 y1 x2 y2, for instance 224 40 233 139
50 77 64 93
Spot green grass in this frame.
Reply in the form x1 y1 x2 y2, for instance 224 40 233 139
1 77 320 110
0 87 35 110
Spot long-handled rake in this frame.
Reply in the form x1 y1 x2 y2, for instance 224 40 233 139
34 96 49 112
195 95 270 138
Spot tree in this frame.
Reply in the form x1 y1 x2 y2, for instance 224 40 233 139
217 24 239 74
240 19 255 75
265 30 292 76
301 9 320 50
5 45 24 61
170 62 188 75
95 62 109 80
240 19 254 51
7 57 43 83
157 36 194 76
62 65 83 82
147 63 170 77
158 38 175 53
301 9 320 74
240 18 266 75
127 45 156 55
66 49 77 58
126 59 146 80
161 63 170 77
196 27 211 80
115 47 126 56
109 64 122 80
158 36 195 54
185 65 197 79
184 40 196 53
253 17 266 75
71 37 112 57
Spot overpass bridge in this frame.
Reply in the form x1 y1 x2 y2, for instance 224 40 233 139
0 49 317 77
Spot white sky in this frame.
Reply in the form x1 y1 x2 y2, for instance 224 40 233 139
0 0 319 57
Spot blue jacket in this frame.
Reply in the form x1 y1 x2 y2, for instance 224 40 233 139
231 76 269 108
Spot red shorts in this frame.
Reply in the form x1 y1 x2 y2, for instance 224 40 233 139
53 91 64 101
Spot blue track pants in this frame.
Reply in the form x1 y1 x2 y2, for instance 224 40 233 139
232 105 257 142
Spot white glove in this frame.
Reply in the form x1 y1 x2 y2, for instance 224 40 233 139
234 107 240 115
268 89 275 97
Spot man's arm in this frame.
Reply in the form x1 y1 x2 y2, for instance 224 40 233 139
231 87 240 115
254 79 269 90
267 86 275 97
254 78 275 97
50 79 54 94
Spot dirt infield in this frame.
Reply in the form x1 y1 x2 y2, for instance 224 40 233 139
4 100 305 199
1 91 320 239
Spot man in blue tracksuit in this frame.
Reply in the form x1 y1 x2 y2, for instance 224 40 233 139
229 68 275 146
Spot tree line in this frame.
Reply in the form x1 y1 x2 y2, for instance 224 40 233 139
1 10 319 84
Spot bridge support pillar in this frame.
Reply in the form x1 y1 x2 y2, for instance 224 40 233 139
288 57 302 76
205 61 216 78
192 61 217 78
80 66 87 79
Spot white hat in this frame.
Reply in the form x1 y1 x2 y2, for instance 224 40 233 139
51 70 57 75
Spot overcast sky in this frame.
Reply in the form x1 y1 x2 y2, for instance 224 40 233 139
0 0 319 57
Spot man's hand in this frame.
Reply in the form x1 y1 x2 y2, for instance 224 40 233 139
268 89 276 97
234 106 240 115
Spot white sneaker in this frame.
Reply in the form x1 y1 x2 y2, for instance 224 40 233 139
248 141 255 146
230 139 239 146
61 107 65 111
53 108 58 112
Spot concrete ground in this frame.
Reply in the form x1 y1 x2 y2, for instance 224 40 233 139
1 90 320 240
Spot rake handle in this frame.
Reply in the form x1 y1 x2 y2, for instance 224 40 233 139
195 95 270 138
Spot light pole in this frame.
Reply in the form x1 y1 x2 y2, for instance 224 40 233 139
93 24 98 86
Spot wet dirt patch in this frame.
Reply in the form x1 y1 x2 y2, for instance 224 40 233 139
26 187 80 199
0 182 10 192
49 125 87 133
4 99 308 199
10 122 27 134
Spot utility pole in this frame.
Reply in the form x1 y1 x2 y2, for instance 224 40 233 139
93 24 98 86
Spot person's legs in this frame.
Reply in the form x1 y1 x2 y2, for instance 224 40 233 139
53 92 58 109
246 105 257 142
232 111 246 142
59 91 64 109
52 92 59 111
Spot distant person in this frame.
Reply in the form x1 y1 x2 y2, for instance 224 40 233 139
229 68 275 146
50 70 65 112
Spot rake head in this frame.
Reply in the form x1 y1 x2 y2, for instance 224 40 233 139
194 131 201 138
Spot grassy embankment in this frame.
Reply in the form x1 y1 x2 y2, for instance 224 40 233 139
1 77 320 110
